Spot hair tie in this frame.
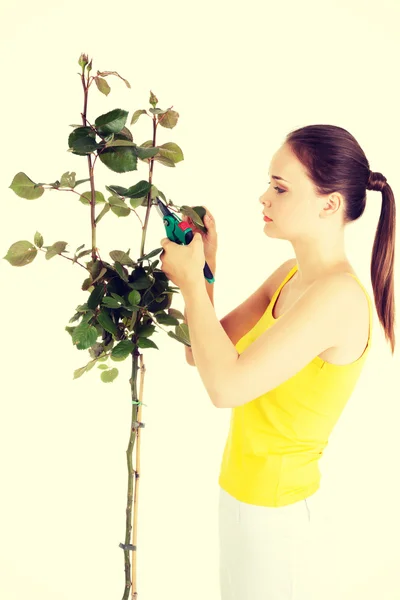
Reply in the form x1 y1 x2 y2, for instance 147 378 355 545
367 170 388 192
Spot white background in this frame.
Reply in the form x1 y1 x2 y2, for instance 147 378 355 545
0 0 399 598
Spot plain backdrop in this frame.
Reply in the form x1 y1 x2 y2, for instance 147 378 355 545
0 0 399 599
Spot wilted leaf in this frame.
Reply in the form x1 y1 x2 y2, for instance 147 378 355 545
9 172 45 200
34 232 44 248
101 368 119 382
158 109 179 129
130 109 147 124
94 76 111 96
3 241 37 266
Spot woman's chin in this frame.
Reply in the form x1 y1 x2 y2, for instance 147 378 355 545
263 222 287 240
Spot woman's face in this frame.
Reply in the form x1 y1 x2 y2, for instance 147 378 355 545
259 144 339 241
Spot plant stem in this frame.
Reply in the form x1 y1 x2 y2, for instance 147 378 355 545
131 352 145 599
37 247 89 271
80 69 97 263
121 348 139 600
121 113 159 599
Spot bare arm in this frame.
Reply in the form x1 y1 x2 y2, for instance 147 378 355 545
184 258 297 366
184 261 216 365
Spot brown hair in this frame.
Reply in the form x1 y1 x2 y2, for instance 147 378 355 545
285 124 396 354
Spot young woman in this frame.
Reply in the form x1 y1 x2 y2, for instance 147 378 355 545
180 124 396 599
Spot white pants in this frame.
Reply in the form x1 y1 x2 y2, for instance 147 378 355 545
218 486 324 600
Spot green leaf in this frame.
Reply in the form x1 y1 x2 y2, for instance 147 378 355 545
157 142 184 164
91 267 107 285
68 126 99 155
74 178 91 187
60 171 76 188
180 205 207 232
137 140 158 164
128 272 153 289
150 185 159 199
45 241 68 260
168 322 191 346
135 145 159 160
114 262 129 282
129 197 146 210
34 232 44 248
98 146 138 173
111 340 135 360
95 203 111 225
95 108 129 135
137 338 158 349
136 247 162 263
72 323 99 350
155 312 180 326
100 367 119 382
102 292 125 308
130 109 147 124
158 109 179 129
73 365 88 379
108 195 129 208
97 309 118 335
111 292 125 304
168 307 185 320
113 126 133 141
105 139 137 148
153 154 175 168
110 203 131 217
94 76 111 96
73 358 98 379
81 311 94 325
168 330 189 346
97 364 109 370
3 241 37 266
124 180 152 199
79 190 106 205
109 250 135 267
87 284 106 310
9 172 45 200
128 290 141 306
102 296 122 308
136 324 156 338
105 184 129 197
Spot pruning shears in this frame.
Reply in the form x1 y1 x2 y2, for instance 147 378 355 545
155 197 215 284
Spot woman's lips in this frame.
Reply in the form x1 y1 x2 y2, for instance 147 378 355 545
263 215 273 221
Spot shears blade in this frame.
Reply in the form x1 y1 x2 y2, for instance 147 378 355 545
155 197 172 218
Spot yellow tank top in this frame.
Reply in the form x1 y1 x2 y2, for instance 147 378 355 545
218 263 373 507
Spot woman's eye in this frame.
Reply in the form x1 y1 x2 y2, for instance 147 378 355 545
267 181 285 194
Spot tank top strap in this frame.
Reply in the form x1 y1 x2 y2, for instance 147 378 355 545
273 263 298 299
267 265 373 344
266 263 298 317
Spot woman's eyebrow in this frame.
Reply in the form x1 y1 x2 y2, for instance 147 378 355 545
268 171 291 183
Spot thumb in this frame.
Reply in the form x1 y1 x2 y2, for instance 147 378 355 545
194 232 202 241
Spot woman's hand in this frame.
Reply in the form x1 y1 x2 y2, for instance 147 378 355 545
160 232 205 291
181 206 218 265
